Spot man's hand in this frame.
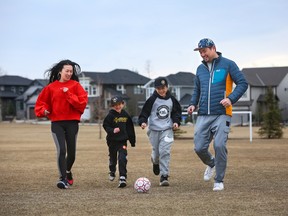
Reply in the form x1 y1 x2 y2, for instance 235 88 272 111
220 98 232 107
187 105 195 114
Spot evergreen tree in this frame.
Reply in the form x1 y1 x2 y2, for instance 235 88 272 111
258 87 283 139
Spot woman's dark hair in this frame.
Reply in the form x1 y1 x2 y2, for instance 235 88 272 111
45 59 81 84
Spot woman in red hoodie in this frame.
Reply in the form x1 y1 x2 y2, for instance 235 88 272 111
35 59 88 189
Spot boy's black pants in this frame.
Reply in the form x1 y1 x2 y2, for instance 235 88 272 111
108 141 127 178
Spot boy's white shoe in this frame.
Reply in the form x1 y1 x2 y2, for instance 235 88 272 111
213 182 224 191
203 166 215 181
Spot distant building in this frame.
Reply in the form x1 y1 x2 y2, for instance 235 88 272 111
242 66 288 124
79 69 150 121
15 79 48 120
0 75 32 121
4 66 288 125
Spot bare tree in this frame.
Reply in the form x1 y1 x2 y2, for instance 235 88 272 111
0 67 3 121
91 78 107 139
145 60 151 78
0 67 5 76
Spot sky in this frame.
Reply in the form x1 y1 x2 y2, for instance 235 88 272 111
0 0 288 80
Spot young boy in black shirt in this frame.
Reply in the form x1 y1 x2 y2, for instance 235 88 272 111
103 96 136 188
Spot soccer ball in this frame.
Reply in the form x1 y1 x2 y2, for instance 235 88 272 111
134 177 151 193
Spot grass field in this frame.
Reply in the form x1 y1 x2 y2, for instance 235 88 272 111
0 122 287 216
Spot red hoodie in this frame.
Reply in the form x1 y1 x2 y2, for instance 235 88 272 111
35 80 88 122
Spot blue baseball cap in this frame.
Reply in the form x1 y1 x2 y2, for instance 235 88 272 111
194 38 215 51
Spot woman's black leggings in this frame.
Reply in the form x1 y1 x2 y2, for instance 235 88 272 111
51 120 79 180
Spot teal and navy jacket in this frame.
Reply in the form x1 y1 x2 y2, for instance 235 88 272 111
190 52 248 116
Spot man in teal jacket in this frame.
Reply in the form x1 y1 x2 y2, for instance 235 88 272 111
187 38 248 191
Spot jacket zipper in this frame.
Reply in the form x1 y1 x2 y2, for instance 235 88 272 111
207 61 215 115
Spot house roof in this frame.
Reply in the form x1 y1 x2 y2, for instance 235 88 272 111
26 95 39 105
179 93 192 106
31 79 48 87
234 100 254 107
81 69 150 85
166 72 195 86
15 86 43 101
242 67 288 87
0 75 32 86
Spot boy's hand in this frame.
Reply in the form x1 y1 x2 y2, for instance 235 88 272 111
114 128 120 133
173 123 179 130
140 123 147 129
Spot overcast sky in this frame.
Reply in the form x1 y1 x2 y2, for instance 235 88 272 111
1 0 287 80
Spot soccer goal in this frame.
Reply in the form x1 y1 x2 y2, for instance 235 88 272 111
232 111 253 143
187 111 253 143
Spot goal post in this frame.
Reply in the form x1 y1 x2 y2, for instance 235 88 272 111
232 111 253 143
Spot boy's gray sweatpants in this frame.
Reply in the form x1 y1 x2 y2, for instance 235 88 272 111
194 115 231 183
148 129 174 177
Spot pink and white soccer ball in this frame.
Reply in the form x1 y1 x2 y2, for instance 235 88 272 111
134 177 151 193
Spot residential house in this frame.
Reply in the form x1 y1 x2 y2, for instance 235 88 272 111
79 69 150 121
15 79 48 120
0 75 32 121
242 66 288 124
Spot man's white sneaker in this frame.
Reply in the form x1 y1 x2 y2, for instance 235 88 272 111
213 182 224 191
203 166 215 181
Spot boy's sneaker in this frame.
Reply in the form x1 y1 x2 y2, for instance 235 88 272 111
160 175 169 186
118 176 127 188
204 165 215 182
153 163 160 175
66 171 73 186
57 179 69 189
109 172 116 181
213 182 224 191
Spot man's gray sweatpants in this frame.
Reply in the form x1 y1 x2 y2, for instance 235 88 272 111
194 115 231 183
148 129 174 177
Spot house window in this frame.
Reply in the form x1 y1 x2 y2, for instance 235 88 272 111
80 78 91 95
11 87 16 93
146 88 154 98
116 85 126 94
84 87 89 94
134 85 143 94
233 83 249 101
241 91 248 99
92 86 97 95
19 87 24 94
0 86 4 91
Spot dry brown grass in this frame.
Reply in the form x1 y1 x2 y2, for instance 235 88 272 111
0 122 287 216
